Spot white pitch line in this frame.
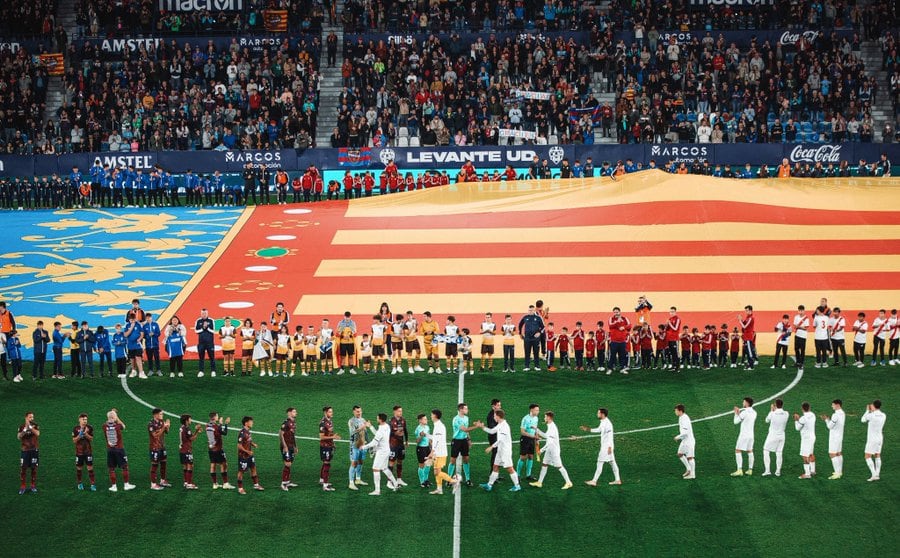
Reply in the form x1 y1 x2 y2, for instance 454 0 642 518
121 368 803 446
452 365 465 558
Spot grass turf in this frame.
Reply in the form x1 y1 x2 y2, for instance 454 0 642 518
0 357 897 558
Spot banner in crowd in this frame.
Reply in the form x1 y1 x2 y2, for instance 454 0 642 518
73 33 319 57
686 0 774 8
263 10 288 32
2 144 897 177
157 0 244 12
1 39 56 54
568 106 604 126
614 28 855 48
497 129 538 140
36 53 65 76
512 90 553 101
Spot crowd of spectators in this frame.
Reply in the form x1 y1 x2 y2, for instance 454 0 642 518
329 32 604 148
73 0 324 39
0 0 58 39
4 36 322 154
0 48 52 155
339 0 593 34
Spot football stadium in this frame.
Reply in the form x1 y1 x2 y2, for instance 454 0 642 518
1 1 899 556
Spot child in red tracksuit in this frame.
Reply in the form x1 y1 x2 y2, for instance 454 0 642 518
654 324 668 369
628 329 641 368
546 323 557 371
572 322 585 371
640 324 654 369
557 328 571 369
718 323 730 367
595 322 607 372
680 327 692 368
690 328 702 367
701 325 715 370
585 332 596 370
729 327 741 367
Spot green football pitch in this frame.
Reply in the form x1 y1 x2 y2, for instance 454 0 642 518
1 358 896 558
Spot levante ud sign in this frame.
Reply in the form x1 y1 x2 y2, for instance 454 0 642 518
158 0 243 11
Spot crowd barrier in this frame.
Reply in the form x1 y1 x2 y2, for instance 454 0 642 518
1 144 898 178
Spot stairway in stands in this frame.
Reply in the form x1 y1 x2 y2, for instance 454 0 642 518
316 0 345 147
592 0 617 144
44 0 78 126
859 41 892 142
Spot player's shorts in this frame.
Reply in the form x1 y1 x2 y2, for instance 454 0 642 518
275 352 286 361
416 446 431 464
238 456 255 471
350 446 366 462
405 340 420 353
208 449 226 464
222 350 235 356
306 354 317 362
424 343 439 357
763 436 785 453
677 441 695 458
75 453 93 467
865 438 883 455
735 436 754 452
242 349 253 358
282 448 296 463
450 438 470 458
107 448 128 469
542 447 562 468
361 356 372 366
463 353 473 361
597 447 615 463
373 451 390 471
389 445 406 461
445 343 458 357
179 452 194 465
520 437 536 456
372 344 385 357
799 438 815 457
149 448 168 463
19 450 39 468
321 349 334 360
494 450 513 469
292 352 304 362
828 436 844 454
320 446 334 462
481 343 494 355
339 343 355 357
128 349 143 359
392 341 403 353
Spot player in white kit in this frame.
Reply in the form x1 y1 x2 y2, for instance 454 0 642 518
580 407 621 485
479 409 522 491
529 411 573 489
762 399 789 476
674 404 696 479
360 413 399 495
794 402 817 479
820 399 845 479
731 397 757 476
862 399 886 482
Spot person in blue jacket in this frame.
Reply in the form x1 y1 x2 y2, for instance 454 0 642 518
184 169 199 206
76 321 96 377
165 326 187 378
123 165 137 207
125 316 146 379
31 320 49 380
52 321 66 379
149 169 161 207
135 169 148 207
95 325 113 377
7 330 23 382
112 324 128 378
143 314 162 377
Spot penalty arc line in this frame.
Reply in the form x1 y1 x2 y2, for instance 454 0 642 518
121 369 804 443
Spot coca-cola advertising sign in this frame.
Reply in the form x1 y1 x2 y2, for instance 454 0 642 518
778 31 820 46
789 145 843 164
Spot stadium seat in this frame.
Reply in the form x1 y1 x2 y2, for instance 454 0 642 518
408 137 420 147
396 137 409 147
398 127 409 138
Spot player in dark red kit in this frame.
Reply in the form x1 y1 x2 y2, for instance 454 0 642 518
17 412 40 494
572 322 586 371
280 407 299 491
318 406 341 491
389 405 409 487
595 321 608 372
207 412 234 490
639 324 654 369
179 414 203 490
739 305 757 369
73 413 96 491
665 307 682 370
104 409 135 492
237 416 263 494
148 408 171 490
